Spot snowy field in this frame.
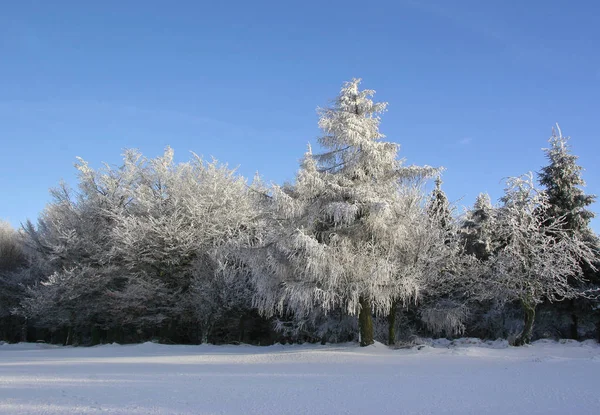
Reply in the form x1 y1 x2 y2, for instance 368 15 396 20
1 339 599 415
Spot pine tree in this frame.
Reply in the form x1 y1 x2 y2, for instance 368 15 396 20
537 125 598 339
461 193 495 260
413 180 478 339
427 177 452 232
244 79 437 346
538 125 596 234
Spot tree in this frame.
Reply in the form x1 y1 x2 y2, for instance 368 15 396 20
375 182 468 344
107 148 260 342
0 221 31 342
19 148 260 344
461 193 496 261
242 79 437 346
411 185 479 340
458 193 507 339
18 153 141 343
427 177 452 233
537 125 598 339
538 125 596 234
485 174 595 345
0 221 26 272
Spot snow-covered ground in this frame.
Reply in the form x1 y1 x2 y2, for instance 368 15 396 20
1 339 599 415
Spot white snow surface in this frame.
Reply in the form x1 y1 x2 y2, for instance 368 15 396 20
1 339 599 414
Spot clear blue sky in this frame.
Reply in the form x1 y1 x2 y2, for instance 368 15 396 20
1 0 599 232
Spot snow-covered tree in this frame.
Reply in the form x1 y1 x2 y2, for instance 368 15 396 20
0 221 26 273
403 185 481 339
537 125 598 339
427 177 452 233
18 148 259 343
18 154 142 343
20 266 120 344
461 193 496 261
457 193 508 338
242 79 438 346
0 221 31 341
538 125 596 234
22 150 141 273
485 174 596 345
107 148 260 342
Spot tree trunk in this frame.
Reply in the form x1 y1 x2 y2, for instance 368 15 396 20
515 299 536 346
238 314 245 344
200 321 212 344
358 296 374 347
20 319 27 343
91 326 101 346
569 299 579 340
570 313 579 340
65 326 72 346
388 301 398 346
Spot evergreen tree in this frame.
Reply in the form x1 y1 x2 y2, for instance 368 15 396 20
537 125 598 339
427 177 452 232
414 181 478 339
243 79 437 346
538 125 596 234
461 193 495 261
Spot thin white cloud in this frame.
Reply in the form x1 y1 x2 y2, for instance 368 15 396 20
458 137 472 145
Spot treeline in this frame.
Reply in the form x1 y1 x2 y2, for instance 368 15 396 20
1 79 598 347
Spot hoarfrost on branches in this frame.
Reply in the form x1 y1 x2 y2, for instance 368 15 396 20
482 173 596 344
239 79 441 346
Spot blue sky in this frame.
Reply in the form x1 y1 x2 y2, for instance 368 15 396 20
1 0 599 231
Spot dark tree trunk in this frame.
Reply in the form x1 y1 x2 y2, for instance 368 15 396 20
569 299 579 340
570 313 579 340
515 299 536 346
388 301 398 346
238 314 246 344
91 326 101 346
65 326 73 346
20 320 27 343
358 296 374 347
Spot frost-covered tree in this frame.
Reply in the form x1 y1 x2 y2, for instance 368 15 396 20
485 174 596 345
107 148 260 342
384 184 468 343
427 177 452 233
461 193 496 261
0 221 26 272
19 154 141 343
537 126 598 339
242 79 437 346
20 266 122 344
19 148 260 344
0 221 31 341
457 193 508 338
538 125 596 234
23 151 141 273
407 187 481 340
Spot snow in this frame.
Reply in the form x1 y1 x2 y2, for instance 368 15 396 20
1 340 599 414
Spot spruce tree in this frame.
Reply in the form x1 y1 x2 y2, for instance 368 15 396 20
461 193 495 261
538 125 596 234
427 177 452 233
537 125 598 339
244 79 437 346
